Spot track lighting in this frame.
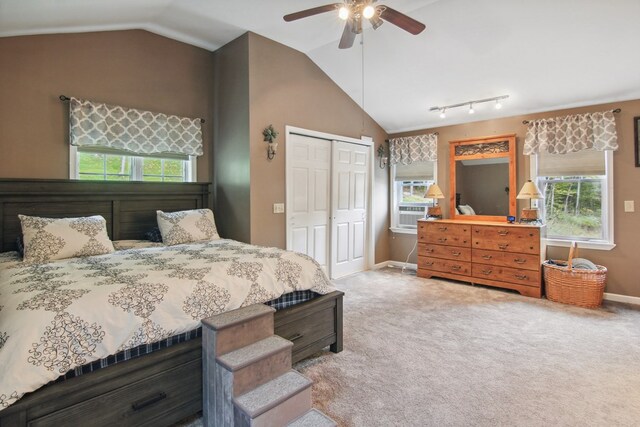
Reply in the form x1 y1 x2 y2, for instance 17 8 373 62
429 95 509 119
363 4 375 19
338 5 350 20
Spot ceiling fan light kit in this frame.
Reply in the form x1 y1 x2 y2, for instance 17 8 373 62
430 95 510 119
283 1 426 49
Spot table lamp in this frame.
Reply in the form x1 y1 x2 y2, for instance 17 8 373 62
424 184 445 219
516 180 544 222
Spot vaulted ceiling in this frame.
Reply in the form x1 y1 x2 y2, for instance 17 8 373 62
2 0 639 133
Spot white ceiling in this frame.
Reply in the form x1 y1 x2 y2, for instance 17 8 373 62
2 0 640 133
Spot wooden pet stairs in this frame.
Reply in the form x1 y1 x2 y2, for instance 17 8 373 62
203 304 336 426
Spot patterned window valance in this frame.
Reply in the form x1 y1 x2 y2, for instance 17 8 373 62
389 133 438 164
524 110 618 155
69 97 203 157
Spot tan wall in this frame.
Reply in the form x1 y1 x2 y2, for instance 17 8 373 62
389 99 640 297
212 34 251 242
246 33 390 263
0 30 213 181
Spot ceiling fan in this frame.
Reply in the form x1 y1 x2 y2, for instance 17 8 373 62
284 1 426 49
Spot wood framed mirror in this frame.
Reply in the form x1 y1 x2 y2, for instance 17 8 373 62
449 134 516 221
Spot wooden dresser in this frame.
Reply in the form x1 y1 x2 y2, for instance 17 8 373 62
417 219 546 297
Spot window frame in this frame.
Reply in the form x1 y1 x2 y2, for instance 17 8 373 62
70 146 197 183
530 150 615 250
389 161 438 234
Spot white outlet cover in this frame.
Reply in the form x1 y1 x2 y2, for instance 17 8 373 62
273 203 285 214
624 200 635 212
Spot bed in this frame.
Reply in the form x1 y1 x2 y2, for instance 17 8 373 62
0 179 344 427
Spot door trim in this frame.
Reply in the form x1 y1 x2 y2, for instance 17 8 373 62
285 126 375 276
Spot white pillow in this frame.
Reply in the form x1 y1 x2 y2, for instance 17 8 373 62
19 214 115 263
455 208 461 215
458 205 476 215
157 208 220 246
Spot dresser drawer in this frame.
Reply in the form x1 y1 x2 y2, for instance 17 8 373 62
472 249 540 272
419 222 471 248
419 243 471 262
418 256 471 276
472 263 541 287
29 359 201 427
472 225 540 254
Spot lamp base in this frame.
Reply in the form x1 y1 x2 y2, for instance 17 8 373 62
427 206 442 219
519 208 540 224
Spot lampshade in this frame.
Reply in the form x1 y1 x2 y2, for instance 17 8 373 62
424 184 445 199
516 180 543 200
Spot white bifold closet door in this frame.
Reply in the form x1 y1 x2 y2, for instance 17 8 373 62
330 141 369 278
287 134 331 272
286 134 369 279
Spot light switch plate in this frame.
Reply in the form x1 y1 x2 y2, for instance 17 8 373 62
273 203 285 214
624 200 635 212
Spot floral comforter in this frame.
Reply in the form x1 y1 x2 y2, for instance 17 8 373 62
0 239 334 410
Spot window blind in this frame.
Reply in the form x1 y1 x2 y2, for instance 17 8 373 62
394 161 435 181
77 147 189 161
538 149 605 177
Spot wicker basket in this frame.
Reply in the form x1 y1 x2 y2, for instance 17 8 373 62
543 242 607 308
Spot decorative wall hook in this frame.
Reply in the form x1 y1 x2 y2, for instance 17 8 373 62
263 124 279 160
377 144 388 169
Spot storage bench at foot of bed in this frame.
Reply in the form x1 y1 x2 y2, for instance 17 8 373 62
0 291 344 427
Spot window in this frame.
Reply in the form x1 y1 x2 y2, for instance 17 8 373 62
531 149 614 249
71 148 196 182
390 161 437 233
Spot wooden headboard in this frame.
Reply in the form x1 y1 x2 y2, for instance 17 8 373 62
0 179 211 252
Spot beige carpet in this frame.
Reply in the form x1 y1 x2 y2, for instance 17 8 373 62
296 268 640 426
182 267 640 426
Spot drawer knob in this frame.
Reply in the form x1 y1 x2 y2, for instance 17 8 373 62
498 244 509 250
481 269 492 275
451 251 461 257
439 226 448 231
482 255 493 260
132 392 167 411
514 258 527 264
515 274 528 280
426 248 434 253
438 238 447 243
424 261 434 266
451 265 462 271
498 230 509 236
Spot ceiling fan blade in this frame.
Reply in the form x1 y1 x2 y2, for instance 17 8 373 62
284 3 342 22
338 20 356 49
379 6 426 35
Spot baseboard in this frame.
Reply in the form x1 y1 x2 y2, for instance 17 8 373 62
371 261 417 271
603 292 640 306
371 261 391 270
388 260 417 270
